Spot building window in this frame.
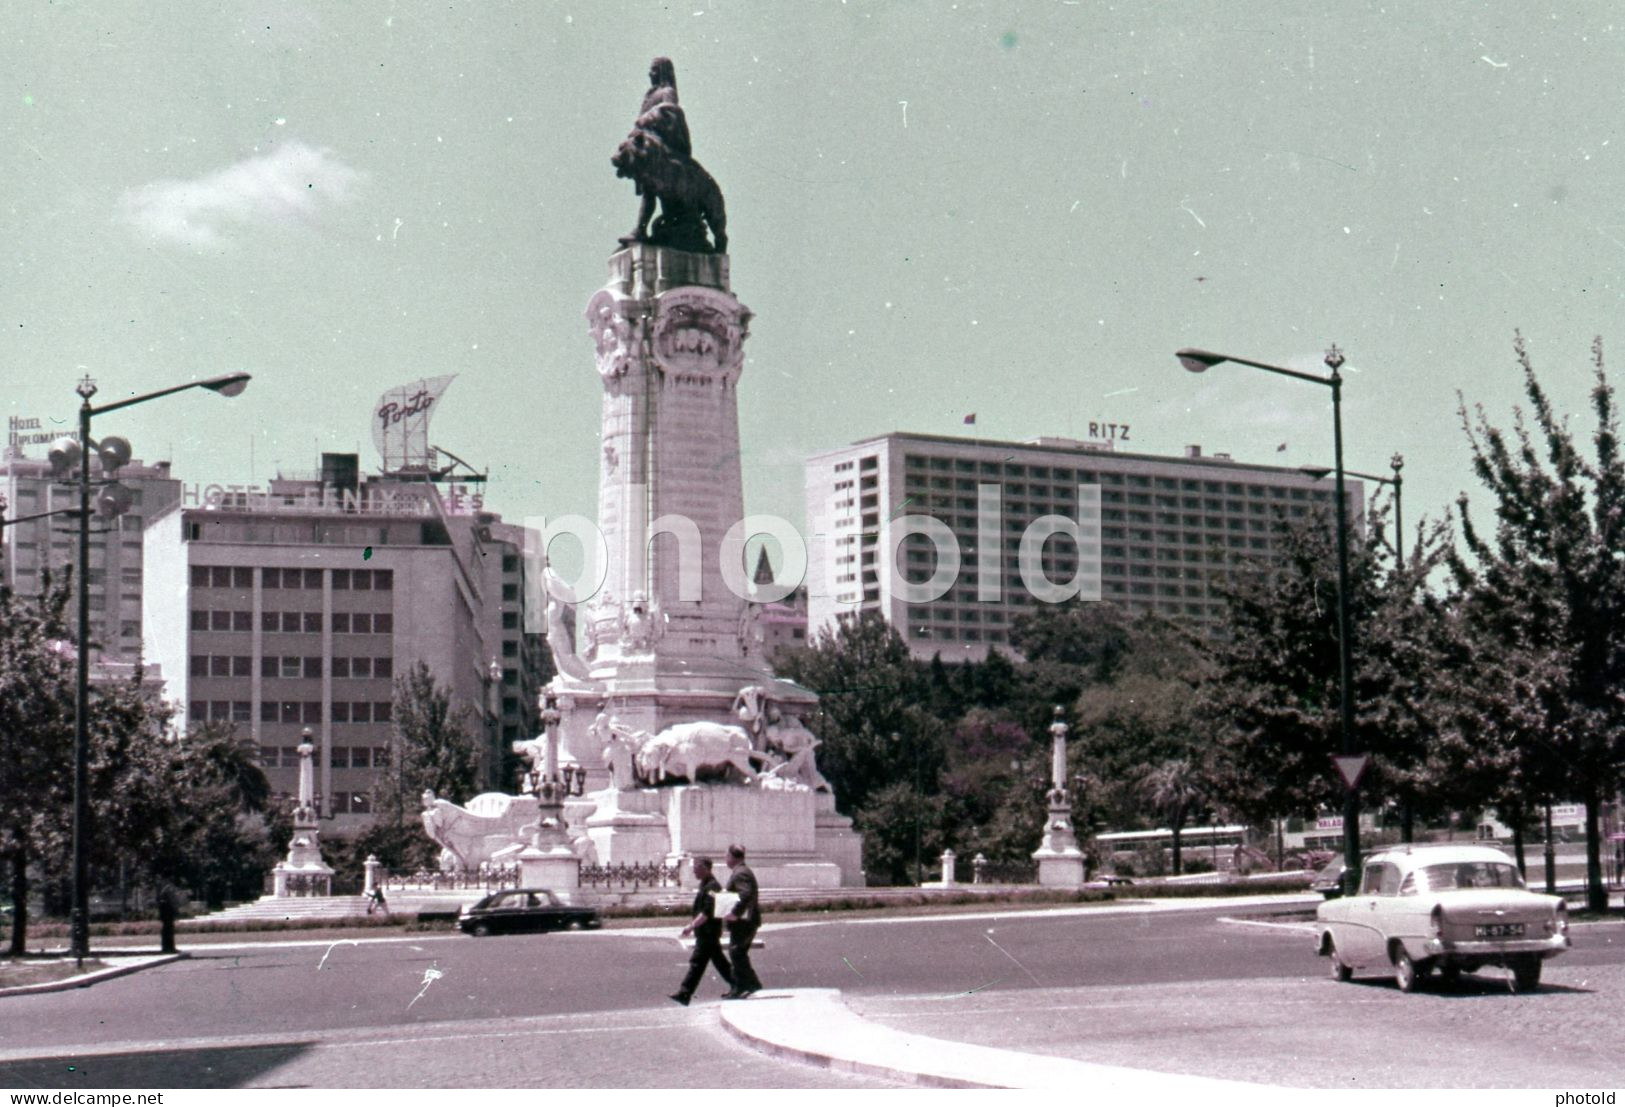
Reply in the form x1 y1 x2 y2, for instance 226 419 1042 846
332 569 350 590
374 701 391 722
353 571 371 592
332 657 350 678
332 613 350 633
374 570 392 591
191 611 208 632
332 702 351 723
375 656 393 678
350 702 371 724
352 613 371 634
303 612 322 634
374 613 393 634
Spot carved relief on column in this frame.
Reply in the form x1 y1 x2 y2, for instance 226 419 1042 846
650 287 749 384
586 290 639 384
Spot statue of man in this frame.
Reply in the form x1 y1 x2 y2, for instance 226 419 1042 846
634 57 691 160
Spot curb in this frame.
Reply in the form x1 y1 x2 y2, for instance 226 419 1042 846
0 953 188 998
717 987 1262 1091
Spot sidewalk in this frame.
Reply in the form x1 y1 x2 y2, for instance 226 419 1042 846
719 988 1266 1092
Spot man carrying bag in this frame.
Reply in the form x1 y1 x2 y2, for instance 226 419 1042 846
722 844 763 999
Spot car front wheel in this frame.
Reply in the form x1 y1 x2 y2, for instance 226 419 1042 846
471 922 491 938
1511 955 1542 993
1326 938 1352 982
1393 948 1422 993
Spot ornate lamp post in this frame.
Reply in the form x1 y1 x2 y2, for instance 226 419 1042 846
60 370 249 961
1178 345 1363 895
517 691 581 891
1301 452 1405 568
1032 706 1086 886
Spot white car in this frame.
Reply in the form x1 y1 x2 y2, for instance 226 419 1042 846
1315 843 1569 992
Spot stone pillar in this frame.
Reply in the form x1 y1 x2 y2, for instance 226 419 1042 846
940 849 957 888
272 733 335 896
1033 706 1086 887
520 694 581 892
363 854 383 896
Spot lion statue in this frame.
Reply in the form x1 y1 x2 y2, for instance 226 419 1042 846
613 130 728 255
612 58 727 255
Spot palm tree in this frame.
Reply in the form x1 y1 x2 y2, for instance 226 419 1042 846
1143 758 1201 876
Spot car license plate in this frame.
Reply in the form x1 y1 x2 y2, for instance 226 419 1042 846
1474 922 1525 938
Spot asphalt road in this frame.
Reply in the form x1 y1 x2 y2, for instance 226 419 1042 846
2 899 1621 1088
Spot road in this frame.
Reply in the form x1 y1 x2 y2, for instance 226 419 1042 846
1 899 1621 1088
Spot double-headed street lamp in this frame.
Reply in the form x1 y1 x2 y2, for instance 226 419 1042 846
1176 345 1362 895
63 370 250 961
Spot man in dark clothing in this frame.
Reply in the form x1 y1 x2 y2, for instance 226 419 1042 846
722 844 763 998
670 857 732 1006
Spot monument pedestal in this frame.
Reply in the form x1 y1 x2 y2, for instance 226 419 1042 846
1033 794 1087 888
519 844 581 892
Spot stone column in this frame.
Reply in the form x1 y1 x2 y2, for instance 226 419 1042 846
271 730 334 897
519 693 581 892
1032 706 1086 887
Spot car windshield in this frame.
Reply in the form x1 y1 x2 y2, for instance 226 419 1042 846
1416 861 1525 891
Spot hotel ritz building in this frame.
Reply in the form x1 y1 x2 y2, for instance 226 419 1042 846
805 432 1363 660
142 454 545 832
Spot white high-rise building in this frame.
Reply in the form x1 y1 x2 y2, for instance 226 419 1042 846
805 433 1363 659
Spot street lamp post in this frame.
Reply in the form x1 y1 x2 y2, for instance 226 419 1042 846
1301 452 1405 569
64 370 250 962
1177 346 1362 895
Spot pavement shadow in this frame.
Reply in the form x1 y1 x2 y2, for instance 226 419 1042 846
0 1042 316 1089
1345 975 1592 997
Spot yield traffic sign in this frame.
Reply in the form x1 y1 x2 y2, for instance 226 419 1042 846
1332 754 1369 790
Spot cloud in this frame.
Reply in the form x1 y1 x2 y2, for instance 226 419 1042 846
118 141 364 248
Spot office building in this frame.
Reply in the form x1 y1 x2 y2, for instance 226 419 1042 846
143 454 543 832
805 433 1363 659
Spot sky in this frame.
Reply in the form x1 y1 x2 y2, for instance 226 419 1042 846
6 1 1624 555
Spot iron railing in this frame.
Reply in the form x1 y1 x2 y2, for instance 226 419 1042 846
578 861 684 891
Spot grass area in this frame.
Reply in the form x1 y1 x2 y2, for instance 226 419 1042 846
0 957 108 989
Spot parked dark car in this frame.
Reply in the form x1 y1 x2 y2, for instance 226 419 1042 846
1312 856 1347 900
458 889 602 936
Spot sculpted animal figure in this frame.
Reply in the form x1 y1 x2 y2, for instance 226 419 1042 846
627 720 765 785
612 129 728 254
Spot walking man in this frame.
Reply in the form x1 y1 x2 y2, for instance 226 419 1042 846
670 856 732 1006
722 844 763 999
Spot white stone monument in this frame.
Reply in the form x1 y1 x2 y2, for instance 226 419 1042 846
272 730 335 896
1033 707 1086 886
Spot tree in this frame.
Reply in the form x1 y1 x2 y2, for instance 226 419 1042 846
1071 613 1210 833
1199 503 1447 834
0 574 73 954
367 662 480 870
1142 759 1202 875
772 612 938 814
1451 335 1625 911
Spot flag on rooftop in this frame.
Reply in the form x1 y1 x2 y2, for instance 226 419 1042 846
963 413 977 425
1276 442 1288 452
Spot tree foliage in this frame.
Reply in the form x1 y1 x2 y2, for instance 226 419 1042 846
366 662 480 869
1449 334 1625 910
